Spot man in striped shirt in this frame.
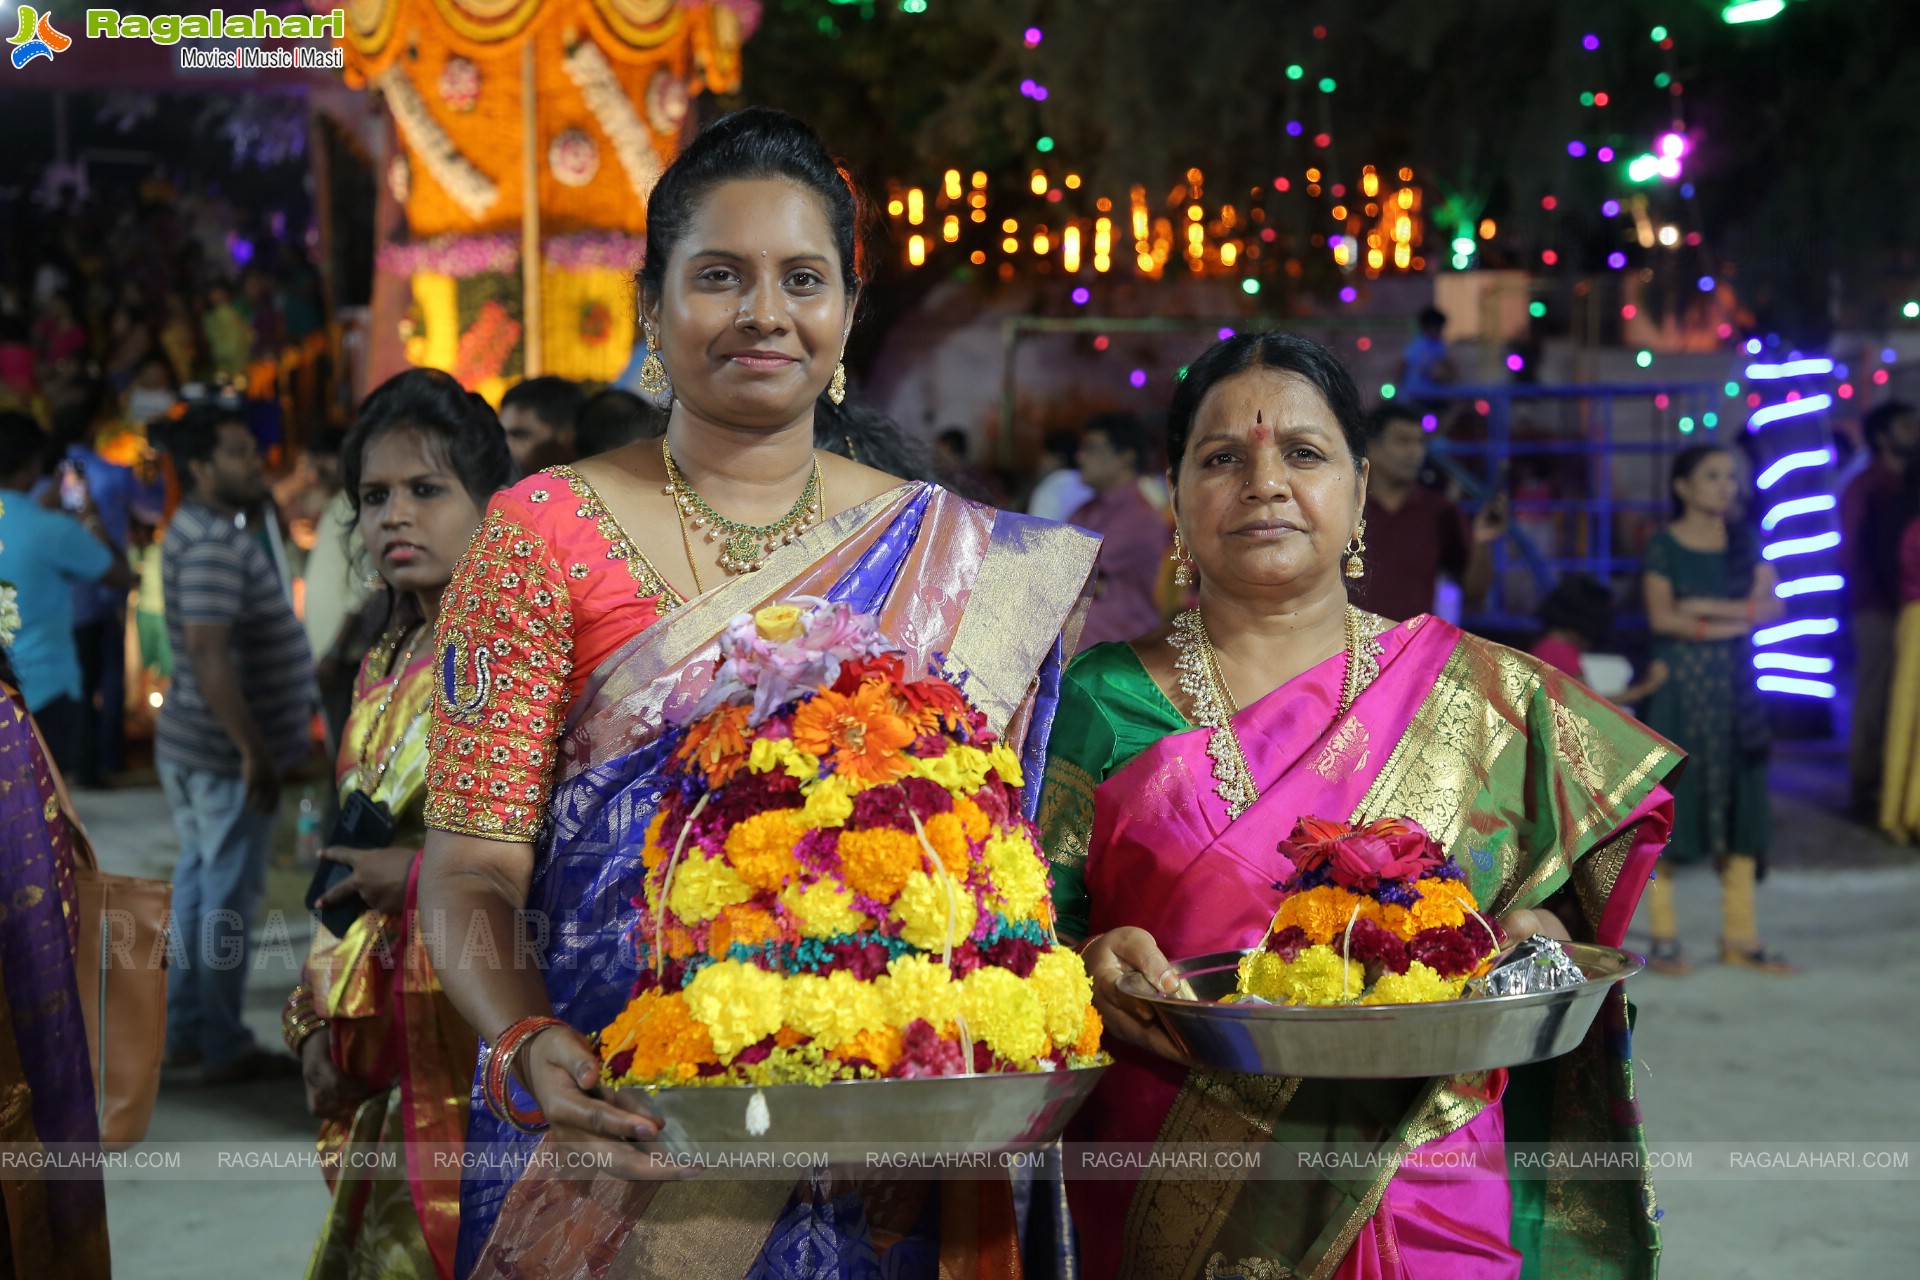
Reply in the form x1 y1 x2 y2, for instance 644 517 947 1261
157 405 315 1083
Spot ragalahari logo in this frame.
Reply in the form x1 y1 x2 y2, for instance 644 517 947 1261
9 6 73 68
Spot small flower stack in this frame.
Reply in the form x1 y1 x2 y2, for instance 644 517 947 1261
1236 817 1503 1006
598 602 1104 1088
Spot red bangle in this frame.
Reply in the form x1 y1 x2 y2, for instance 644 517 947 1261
483 1015 568 1133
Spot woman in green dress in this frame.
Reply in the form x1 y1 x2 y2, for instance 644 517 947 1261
1639 444 1792 974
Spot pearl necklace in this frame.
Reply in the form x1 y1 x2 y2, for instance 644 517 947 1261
1169 604 1380 819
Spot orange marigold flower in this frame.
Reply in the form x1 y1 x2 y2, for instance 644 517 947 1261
1072 1004 1104 1058
774 1026 808 1048
640 809 672 870
897 676 974 734
675 704 753 786
707 916 732 958
838 827 922 901
791 684 917 786
1271 886 1365 946
724 810 808 892
922 812 973 878
720 903 784 948
952 797 990 843
601 991 718 1083
837 1025 904 1073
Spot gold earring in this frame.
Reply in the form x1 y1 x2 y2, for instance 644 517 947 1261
363 569 385 589
1171 529 1195 588
1343 519 1367 580
827 361 847 406
638 328 670 396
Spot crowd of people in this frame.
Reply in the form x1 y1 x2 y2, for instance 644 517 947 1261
0 107 1904 1280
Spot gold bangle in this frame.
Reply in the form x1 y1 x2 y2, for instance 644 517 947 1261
282 985 325 1054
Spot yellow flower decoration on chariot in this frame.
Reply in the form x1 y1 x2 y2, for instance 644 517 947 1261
892 868 977 952
982 830 1048 919
955 966 1048 1063
666 852 754 923
779 878 868 938
682 959 785 1058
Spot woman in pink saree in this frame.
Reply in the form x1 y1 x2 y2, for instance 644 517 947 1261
1039 334 1681 1280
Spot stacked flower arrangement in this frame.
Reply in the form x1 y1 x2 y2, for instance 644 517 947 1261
1235 817 1504 1006
597 601 1104 1089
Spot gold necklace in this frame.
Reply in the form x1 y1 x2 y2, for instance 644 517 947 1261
1170 603 1382 819
675 501 707 596
353 625 427 797
661 440 823 575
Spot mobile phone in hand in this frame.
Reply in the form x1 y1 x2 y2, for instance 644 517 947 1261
58 461 90 513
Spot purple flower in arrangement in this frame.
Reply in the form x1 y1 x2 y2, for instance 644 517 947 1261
1371 879 1422 907
851 787 916 833
981 935 1043 977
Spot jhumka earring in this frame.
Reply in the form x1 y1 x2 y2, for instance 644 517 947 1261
1172 528 1195 588
1344 519 1368 580
827 361 848 406
638 327 671 397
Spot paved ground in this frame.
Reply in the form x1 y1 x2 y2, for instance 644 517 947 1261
71 743 1920 1279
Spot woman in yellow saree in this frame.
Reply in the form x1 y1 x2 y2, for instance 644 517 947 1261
1040 334 1682 1280
418 110 1098 1279
288 369 512 1280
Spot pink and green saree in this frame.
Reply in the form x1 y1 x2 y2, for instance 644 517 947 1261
1041 612 1680 1280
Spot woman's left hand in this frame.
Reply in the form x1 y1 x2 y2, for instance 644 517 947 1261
317 846 415 916
1496 906 1570 943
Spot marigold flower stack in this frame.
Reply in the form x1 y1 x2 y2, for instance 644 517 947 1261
1235 816 1504 1006
598 602 1104 1087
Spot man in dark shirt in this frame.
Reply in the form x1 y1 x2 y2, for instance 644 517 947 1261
499 375 584 477
157 405 315 1083
1069 412 1171 650
1354 406 1501 622
1842 400 1919 816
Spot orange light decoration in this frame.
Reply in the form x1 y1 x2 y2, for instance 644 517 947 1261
943 169 962 200
907 235 926 266
1362 166 1380 198
1065 173 1082 190
1033 227 1052 256
906 188 924 226
1220 242 1239 268
1331 205 1347 220
1063 224 1082 271
969 209 986 223
971 170 987 189
1002 236 1020 254
942 214 960 243
887 197 905 217
1479 218 1496 239
1030 170 1049 196
970 249 986 265
1002 217 1019 233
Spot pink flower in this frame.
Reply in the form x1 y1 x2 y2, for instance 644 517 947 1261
1301 816 1445 891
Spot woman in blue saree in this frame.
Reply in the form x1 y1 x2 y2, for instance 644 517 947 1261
419 109 1097 1279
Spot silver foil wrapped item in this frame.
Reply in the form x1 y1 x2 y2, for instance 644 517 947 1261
1469 934 1588 998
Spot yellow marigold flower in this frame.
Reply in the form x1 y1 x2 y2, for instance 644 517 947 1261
952 797 990 842
1361 961 1467 1006
875 954 957 1028
838 1025 904 1073
800 773 854 827
956 966 1048 1063
754 604 805 642
779 878 868 938
985 742 1025 788
1236 948 1289 1001
913 744 995 795
1269 944 1365 1006
1072 1004 1104 1058
1271 886 1365 947
640 809 671 870
839 827 922 902
683 959 786 1058
982 830 1048 919
922 812 973 878
724 809 807 892
783 969 885 1049
748 737 822 782
1028 947 1094 1046
893 868 978 951
666 851 754 923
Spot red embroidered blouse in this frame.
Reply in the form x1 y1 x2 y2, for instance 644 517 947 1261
423 468 683 841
